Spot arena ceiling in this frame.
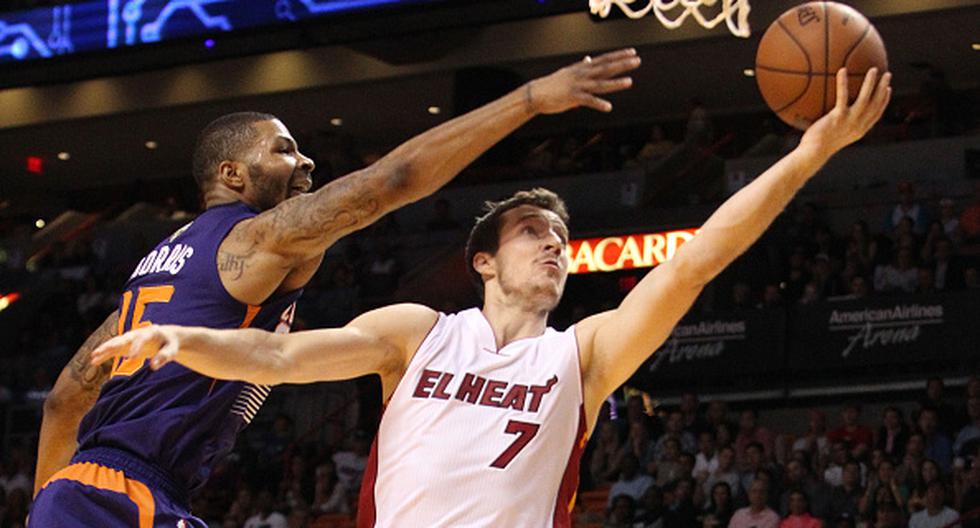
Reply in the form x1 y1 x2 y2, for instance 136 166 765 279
0 1 977 211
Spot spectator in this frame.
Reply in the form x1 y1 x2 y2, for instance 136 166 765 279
955 396 980 458
921 377 961 434
829 461 865 520
609 454 655 507
780 490 824 528
425 198 461 232
311 462 349 515
632 124 676 166
874 501 905 528
958 456 980 528
701 481 735 528
243 490 288 528
845 220 877 273
333 430 370 492
653 438 685 487
827 404 874 461
780 458 833 520
899 433 929 485
605 494 638 528
662 478 699 527
888 181 930 235
874 246 918 293
822 441 851 488
736 410 775 466
909 480 959 528
931 237 967 291
916 266 937 294
693 431 719 483
625 421 658 476
684 98 714 148
704 445 742 506
859 458 908 519
653 410 697 461
919 406 955 474
704 400 733 434
740 443 775 498
938 198 961 242
634 485 666 528
730 480 780 528
680 392 706 435
592 421 626 486
908 459 944 514
793 410 830 462
876 406 911 461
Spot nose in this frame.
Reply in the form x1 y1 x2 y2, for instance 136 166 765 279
543 231 563 255
297 151 315 174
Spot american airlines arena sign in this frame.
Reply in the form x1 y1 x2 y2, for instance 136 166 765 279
566 228 699 274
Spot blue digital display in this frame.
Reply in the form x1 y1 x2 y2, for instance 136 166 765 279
0 0 436 64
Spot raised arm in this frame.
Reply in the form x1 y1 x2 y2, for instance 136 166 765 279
91 304 438 394
576 68 891 423
35 311 118 495
220 49 640 302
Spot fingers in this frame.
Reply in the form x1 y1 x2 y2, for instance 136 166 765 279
150 340 179 370
587 54 642 80
586 77 634 95
580 93 613 113
852 67 880 115
91 334 134 365
588 47 638 66
835 68 849 110
866 71 892 126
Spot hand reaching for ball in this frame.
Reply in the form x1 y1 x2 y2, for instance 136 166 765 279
526 48 641 115
800 67 891 158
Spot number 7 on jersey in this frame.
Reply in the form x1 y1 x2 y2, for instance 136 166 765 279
490 420 540 469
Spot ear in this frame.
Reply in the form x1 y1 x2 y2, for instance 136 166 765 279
217 160 247 191
472 251 495 281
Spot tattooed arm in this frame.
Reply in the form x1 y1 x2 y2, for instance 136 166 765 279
34 311 117 495
218 49 640 304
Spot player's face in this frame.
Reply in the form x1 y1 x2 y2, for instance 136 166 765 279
487 205 569 311
243 119 315 210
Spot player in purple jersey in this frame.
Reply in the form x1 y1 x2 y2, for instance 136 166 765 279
28 49 639 527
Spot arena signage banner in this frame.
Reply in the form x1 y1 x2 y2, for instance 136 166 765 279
629 308 785 391
567 228 698 274
788 292 976 370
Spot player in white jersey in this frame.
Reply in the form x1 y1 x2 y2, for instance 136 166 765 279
92 67 892 527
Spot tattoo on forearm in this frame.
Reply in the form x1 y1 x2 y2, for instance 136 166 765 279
265 169 385 248
68 313 118 393
218 251 251 280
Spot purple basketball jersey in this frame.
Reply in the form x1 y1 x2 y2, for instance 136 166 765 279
77 202 302 495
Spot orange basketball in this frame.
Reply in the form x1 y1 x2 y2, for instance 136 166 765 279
755 1 888 130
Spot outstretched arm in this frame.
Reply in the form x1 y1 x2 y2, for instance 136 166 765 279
91 304 438 390
35 311 118 495
577 68 891 423
221 49 641 302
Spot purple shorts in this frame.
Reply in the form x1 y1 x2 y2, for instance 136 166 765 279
29 448 206 528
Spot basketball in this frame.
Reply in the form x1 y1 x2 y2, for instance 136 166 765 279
755 1 888 130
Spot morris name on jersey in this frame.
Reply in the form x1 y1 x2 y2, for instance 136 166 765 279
129 243 195 280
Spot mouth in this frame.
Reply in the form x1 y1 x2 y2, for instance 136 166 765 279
539 259 561 271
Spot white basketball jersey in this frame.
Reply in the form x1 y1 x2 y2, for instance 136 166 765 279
358 308 587 528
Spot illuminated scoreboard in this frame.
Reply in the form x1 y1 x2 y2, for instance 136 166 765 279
0 0 439 64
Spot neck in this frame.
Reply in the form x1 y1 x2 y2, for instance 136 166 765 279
204 187 251 209
481 292 550 349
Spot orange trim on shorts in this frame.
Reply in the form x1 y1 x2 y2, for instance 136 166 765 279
240 304 261 328
42 462 156 528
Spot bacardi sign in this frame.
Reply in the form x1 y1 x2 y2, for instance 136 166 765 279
567 229 698 274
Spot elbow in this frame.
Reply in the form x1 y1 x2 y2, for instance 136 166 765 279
375 151 422 203
666 251 715 291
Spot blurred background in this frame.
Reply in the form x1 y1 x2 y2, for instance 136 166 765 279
0 1 978 526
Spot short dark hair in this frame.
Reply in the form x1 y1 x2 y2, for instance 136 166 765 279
463 188 569 295
192 112 277 193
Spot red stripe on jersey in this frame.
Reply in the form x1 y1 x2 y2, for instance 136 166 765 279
357 433 381 528
553 405 587 527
